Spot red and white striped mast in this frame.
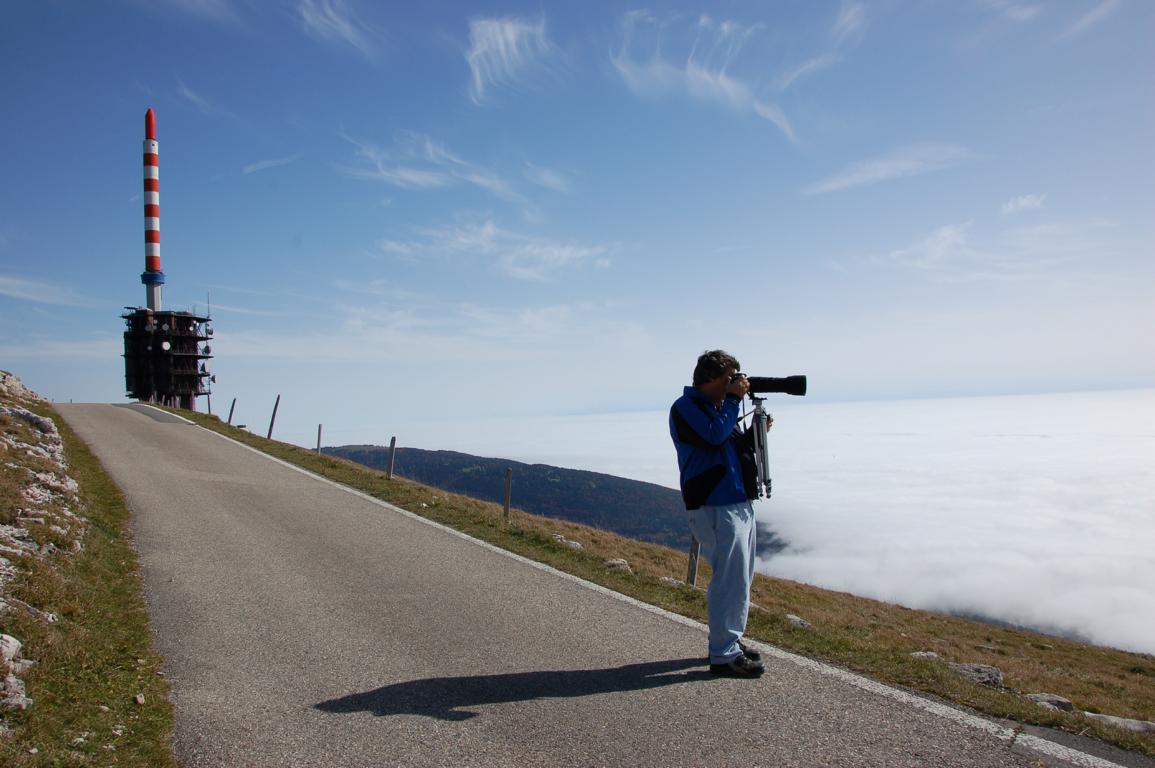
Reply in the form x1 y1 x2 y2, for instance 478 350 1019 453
141 107 165 310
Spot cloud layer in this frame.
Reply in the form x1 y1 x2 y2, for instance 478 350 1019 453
362 391 1155 655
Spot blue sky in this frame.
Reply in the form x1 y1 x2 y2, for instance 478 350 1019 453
2 0 1153 445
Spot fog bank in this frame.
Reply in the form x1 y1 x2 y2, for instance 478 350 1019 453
379 389 1155 654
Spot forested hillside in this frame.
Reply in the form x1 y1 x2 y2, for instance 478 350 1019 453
324 445 691 549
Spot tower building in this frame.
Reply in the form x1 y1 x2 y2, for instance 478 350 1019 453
122 108 213 410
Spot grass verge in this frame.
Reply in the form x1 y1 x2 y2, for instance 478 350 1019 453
176 407 1153 757
0 401 176 767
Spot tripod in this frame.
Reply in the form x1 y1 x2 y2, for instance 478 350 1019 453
747 395 773 499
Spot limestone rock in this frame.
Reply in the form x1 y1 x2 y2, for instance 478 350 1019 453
604 558 631 573
1 674 31 710
949 663 1003 688
0 372 46 403
1026 693 1073 712
551 534 584 551
785 614 812 629
659 576 683 587
1082 712 1155 733
910 651 939 660
0 635 20 664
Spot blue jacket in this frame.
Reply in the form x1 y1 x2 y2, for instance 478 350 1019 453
669 386 756 509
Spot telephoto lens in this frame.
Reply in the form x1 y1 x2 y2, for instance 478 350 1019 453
746 376 807 396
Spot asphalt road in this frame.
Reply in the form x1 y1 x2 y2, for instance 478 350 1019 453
57 403 1133 768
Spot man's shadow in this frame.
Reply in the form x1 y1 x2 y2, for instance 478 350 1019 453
315 657 710 721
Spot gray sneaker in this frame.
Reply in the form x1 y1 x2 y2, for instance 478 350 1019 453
709 653 765 677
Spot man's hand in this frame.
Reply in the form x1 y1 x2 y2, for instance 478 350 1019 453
727 375 750 398
765 413 774 432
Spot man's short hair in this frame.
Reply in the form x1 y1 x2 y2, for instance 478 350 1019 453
693 350 741 386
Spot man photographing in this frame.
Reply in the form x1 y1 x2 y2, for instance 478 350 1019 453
669 350 772 678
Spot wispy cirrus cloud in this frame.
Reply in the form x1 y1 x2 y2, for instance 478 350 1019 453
612 12 796 142
204 303 289 317
466 16 555 104
983 0 1044 23
339 131 521 201
0 336 122 360
1058 0 1121 40
298 0 376 59
242 155 301 175
176 81 245 124
522 162 571 193
775 2 865 92
177 82 219 115
0 274 90 306
1001 193 1046 216
830 1 867 44
882 218 1117 281
775 54 839 91
803 143 973 195
376 219 611 281
886 222 981 273
145 0 240 25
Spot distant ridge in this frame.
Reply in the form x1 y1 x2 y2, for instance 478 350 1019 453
323 445 692 549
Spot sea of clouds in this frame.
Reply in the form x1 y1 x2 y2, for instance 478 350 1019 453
381 389 1155 655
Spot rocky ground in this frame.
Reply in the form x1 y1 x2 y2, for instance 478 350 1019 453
0 372 88 727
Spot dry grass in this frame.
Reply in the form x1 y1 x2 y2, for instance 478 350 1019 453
167 407 1155 756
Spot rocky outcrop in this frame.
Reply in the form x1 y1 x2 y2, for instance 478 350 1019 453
0 636 33 711
0 373 87 725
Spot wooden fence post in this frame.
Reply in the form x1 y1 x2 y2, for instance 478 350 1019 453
386 436 397 479
503 467 513 524
266 394 280 439
227 398 236 425
686 537 701 586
